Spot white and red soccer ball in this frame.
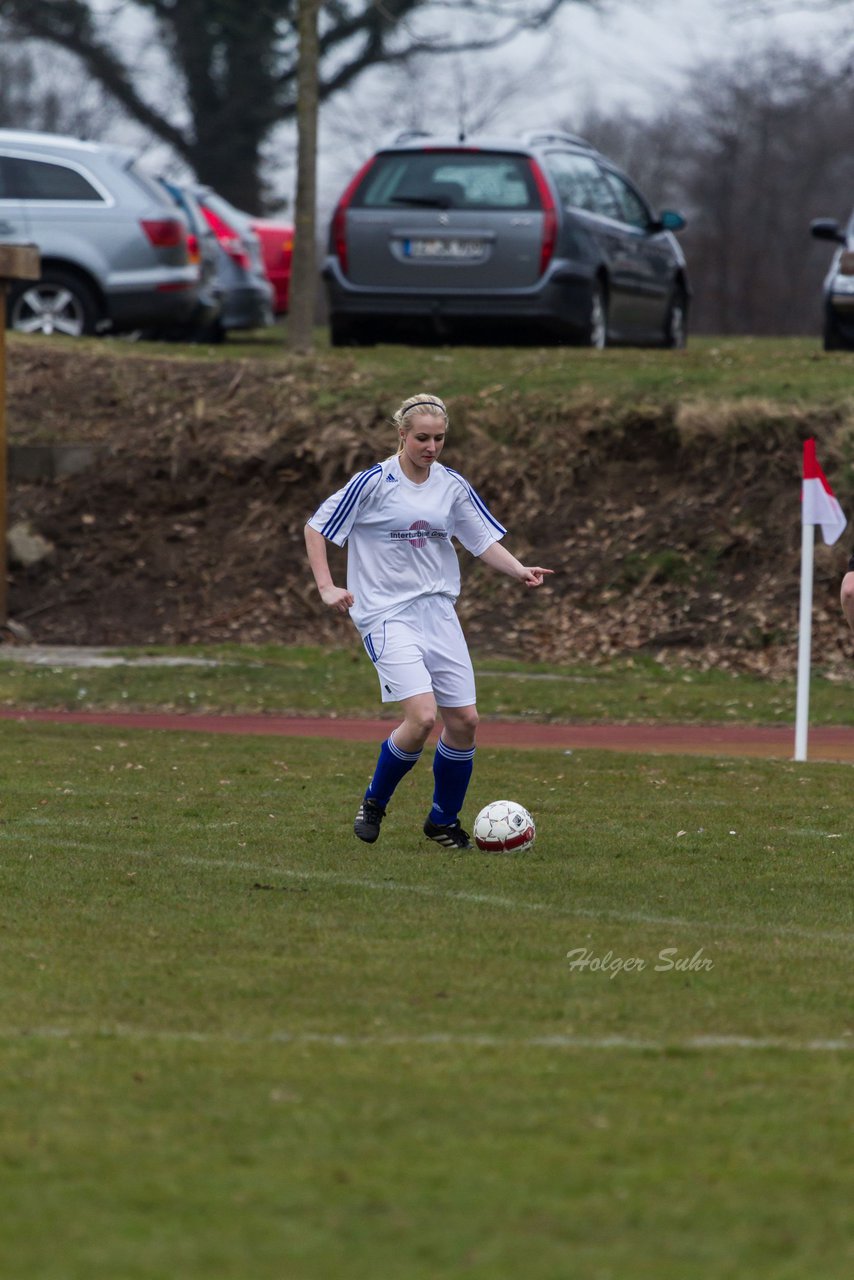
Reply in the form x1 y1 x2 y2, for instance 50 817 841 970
473 800 536 853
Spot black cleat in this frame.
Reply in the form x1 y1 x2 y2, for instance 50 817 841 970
423 818 473 850
354 796 386 843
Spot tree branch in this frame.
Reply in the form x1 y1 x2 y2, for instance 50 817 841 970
0 0 601 206
0 0 192 156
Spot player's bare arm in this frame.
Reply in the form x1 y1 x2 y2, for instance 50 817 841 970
841 570 854 632
305 524 354 613
478 540 553 588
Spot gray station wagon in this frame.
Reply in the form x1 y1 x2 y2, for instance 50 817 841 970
0 129 200 337
324 130 689 348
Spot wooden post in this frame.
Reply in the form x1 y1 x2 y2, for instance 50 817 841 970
286 0 321 353
0 244 41 627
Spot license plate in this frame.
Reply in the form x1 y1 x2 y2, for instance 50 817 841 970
403 238 485 259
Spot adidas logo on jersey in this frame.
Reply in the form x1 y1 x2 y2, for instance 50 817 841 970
385 473 398 483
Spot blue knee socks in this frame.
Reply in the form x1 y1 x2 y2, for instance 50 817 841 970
428 737 475 826
365 733 422 808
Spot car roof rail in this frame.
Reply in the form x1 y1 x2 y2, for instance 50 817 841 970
522 129 598 152
390 129 434 145
0 127 101 150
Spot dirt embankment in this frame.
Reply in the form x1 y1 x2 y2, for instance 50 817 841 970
5 343 854 675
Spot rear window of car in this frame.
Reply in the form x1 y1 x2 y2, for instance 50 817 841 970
0 155 105 201
354 151 540 211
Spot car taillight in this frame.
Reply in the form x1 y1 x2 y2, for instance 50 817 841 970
528 159 557 276
201 205 250 269
141 217 187 249
186 232 200 263
331 156 376 277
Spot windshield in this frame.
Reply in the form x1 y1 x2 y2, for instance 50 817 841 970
355 151 540 211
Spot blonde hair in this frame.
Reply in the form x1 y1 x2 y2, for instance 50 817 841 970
393 394 449 453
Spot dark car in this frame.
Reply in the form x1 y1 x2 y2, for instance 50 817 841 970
156 177 223 340
324 129 689 348
810 215 854 350
189 186 275 332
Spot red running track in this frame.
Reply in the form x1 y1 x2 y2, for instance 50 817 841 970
1 708 852 762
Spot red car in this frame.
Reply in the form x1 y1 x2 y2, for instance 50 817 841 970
250 218 294 314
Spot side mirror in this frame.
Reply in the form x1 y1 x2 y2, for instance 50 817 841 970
810 218 845 244
652 209 686 233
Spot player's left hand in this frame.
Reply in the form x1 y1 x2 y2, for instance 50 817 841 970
520 567 554 588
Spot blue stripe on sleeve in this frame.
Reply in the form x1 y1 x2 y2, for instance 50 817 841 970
445 467 507 536
322 464 382 541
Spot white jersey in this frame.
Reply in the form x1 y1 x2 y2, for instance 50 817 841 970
307 454 506 636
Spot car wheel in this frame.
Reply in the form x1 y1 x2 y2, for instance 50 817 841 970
586 282 608 349
664 287 688 349
8 270 100 337
192 317 226 344
823 307 851 351
330 316 377 347
330 316 355 347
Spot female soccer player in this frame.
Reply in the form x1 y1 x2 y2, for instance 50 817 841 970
305 393 552 849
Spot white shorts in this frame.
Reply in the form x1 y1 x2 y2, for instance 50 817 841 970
361 595 476 707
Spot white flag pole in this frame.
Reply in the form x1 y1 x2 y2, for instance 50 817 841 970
794 518 815 762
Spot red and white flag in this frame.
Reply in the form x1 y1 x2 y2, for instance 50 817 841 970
802 438 847 546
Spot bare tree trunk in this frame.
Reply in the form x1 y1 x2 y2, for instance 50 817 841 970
287 0 320 353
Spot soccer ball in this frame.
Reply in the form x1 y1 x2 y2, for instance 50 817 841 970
473 800 536 853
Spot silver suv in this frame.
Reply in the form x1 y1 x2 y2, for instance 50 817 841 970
324 130 689 348
0 129 200 337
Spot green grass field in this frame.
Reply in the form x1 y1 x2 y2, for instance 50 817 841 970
4 329 853 1273
1 718 851 1278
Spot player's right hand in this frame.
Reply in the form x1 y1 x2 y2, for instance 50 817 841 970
320 585 354 613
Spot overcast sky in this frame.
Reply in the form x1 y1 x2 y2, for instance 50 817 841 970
501 0 848 118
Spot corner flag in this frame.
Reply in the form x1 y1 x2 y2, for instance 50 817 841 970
795 439 847 760
802 438 847 545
